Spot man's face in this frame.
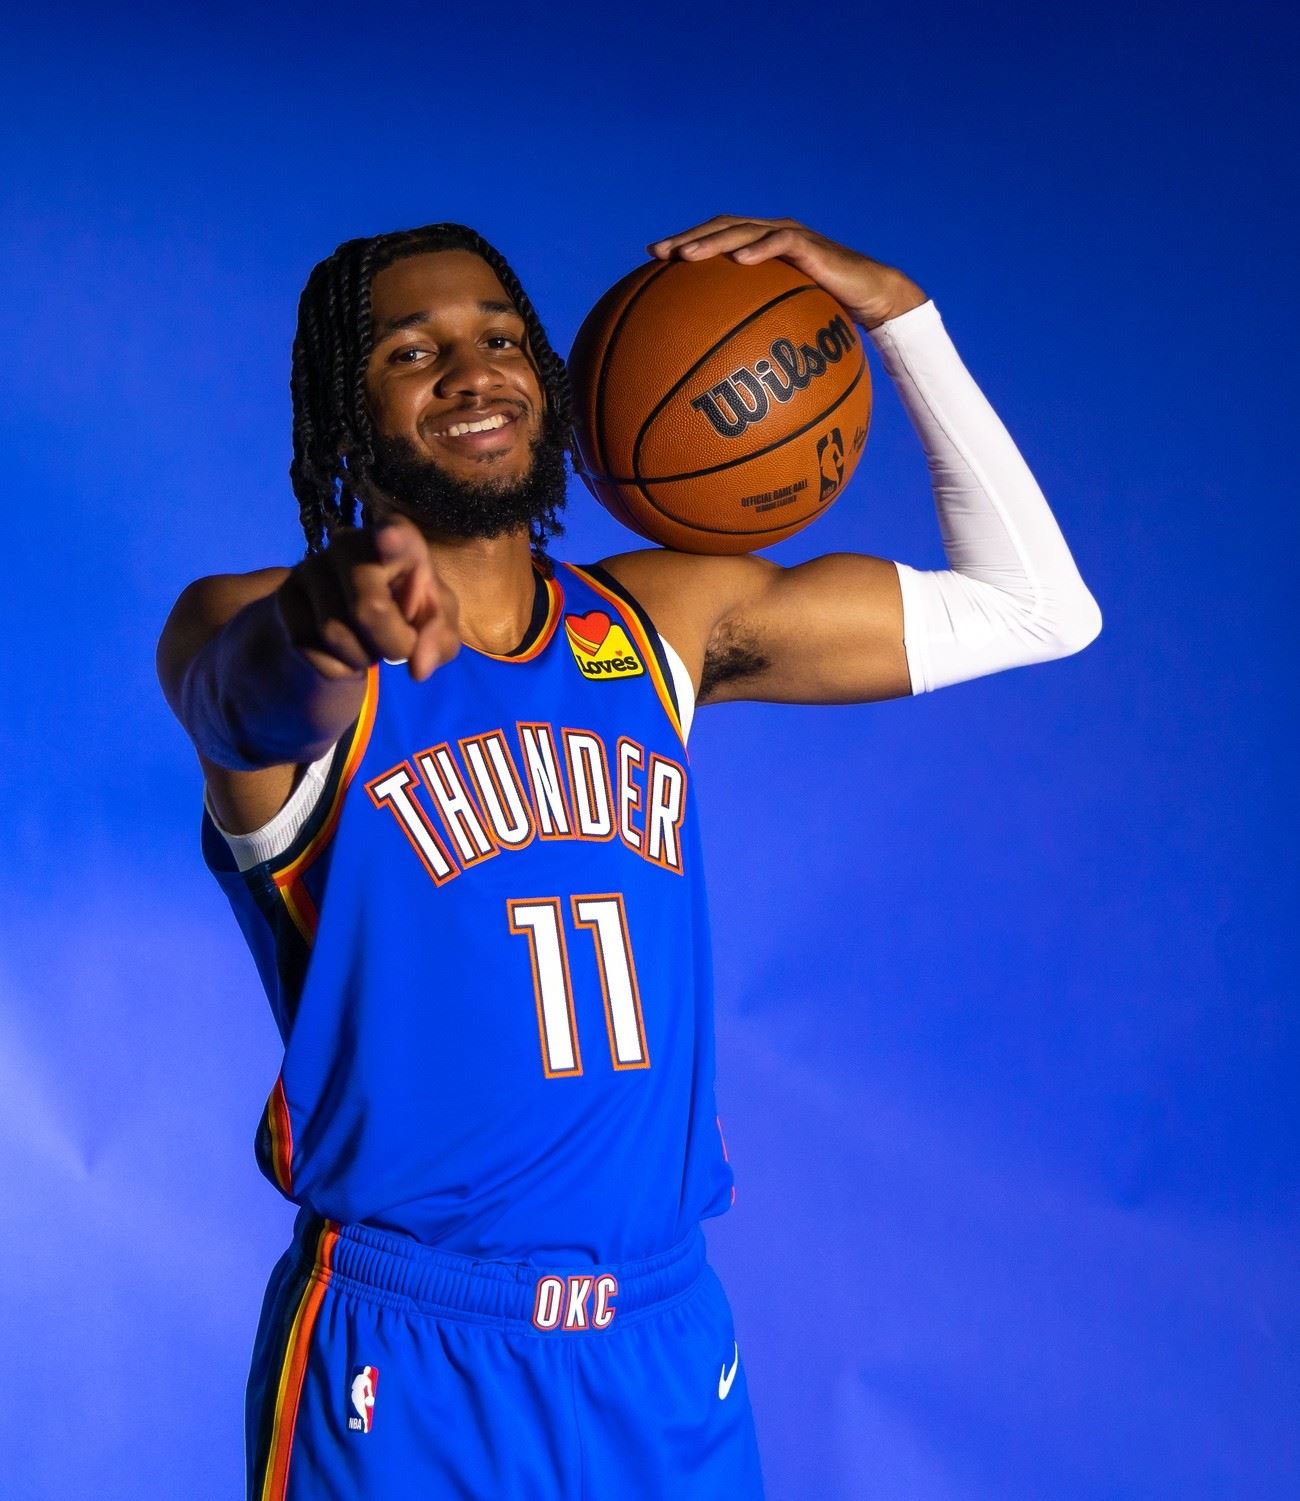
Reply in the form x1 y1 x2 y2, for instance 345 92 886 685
363 249 562 538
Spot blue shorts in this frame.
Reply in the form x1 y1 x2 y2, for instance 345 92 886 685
246 1209 765 1499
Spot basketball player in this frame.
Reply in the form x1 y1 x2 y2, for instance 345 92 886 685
157 215 1100 1499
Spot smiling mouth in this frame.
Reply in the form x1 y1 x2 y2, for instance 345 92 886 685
428 410 521 442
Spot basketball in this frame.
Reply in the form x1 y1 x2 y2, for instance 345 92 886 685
567 254 872 554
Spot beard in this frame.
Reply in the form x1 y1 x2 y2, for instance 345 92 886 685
366 422 568 542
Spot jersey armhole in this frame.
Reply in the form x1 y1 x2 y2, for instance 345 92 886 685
203 663 380 880
575 562 696 742
203 741 341 873
657 636 694 743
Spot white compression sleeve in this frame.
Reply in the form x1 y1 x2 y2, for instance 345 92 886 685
866 299 1102 694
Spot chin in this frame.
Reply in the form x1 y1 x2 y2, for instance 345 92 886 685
368 426 566 544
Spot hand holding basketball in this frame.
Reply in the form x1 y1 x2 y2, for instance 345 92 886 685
646 216 927 331
569 232 879 552
276 514 461 683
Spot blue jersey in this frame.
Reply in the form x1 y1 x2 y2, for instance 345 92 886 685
203 559 735 1264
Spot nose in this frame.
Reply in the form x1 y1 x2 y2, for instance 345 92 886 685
433 339 502 399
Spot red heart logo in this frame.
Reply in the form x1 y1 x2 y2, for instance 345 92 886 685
566 610 611 655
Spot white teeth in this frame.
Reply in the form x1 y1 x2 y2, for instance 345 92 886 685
438 412 511 438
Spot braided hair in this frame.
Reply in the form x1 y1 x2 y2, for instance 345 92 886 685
289 223 574 572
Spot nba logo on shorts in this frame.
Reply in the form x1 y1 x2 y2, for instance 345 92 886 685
347 1364 379 1433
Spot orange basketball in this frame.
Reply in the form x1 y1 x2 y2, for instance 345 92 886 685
567 255 871 554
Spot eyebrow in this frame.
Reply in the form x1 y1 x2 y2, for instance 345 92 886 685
375 299 520 336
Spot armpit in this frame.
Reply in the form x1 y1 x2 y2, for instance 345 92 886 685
699 619 772 702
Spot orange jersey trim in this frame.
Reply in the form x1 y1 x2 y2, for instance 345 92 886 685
562 564 685 749
271 664 380 942
266 1074 294 1194
463 565 564 663
259 1220 339 1501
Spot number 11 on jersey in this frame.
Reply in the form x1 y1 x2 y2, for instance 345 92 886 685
507 894 649 1078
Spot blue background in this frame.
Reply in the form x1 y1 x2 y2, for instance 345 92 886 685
2 3 1295 1496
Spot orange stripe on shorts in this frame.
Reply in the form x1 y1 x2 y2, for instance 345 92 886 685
260 1220 339 1501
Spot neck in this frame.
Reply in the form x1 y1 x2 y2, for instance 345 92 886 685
422 527 541 655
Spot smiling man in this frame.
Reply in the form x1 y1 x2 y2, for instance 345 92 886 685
361 250 571 549
157 217 1101 1499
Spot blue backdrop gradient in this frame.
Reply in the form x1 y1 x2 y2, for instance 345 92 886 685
2 4 1296 1497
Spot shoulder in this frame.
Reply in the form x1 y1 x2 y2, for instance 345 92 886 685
156 565 293 710
593 547 779 651
165 565 294 625
591 547 780 698
156 565 308 841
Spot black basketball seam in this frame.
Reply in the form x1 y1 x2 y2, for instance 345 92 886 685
591 259 677 484
630 282 823 485
595 353 865 492
632 362 867 535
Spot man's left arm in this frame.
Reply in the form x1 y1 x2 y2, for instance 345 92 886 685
605 217 1102 708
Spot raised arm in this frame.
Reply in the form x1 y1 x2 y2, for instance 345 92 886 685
156 515 460 831
600 218 1101 706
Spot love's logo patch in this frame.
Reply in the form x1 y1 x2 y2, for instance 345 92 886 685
564 610 644 680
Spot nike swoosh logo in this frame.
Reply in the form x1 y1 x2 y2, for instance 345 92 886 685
718 1340 739 1400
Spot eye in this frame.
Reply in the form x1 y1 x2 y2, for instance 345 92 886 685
389 346 430 364
486 334 520 350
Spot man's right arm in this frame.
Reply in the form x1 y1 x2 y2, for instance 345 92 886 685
155 516 460 836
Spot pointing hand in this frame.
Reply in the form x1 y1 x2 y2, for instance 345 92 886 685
276 514 461 683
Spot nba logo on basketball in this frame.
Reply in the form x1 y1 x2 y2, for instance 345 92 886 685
817 428 846 501
348 1365 378 1433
